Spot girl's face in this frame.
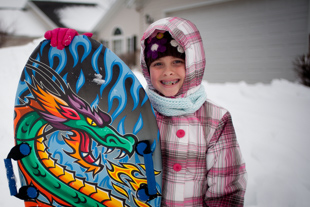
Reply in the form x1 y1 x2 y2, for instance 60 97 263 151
149 56 185 97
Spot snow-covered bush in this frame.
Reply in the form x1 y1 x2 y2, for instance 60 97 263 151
294 54 310 87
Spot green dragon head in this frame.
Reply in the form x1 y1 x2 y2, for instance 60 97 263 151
27 77 137 175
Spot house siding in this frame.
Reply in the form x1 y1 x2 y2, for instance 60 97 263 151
97 4 139 52
95 3 140 67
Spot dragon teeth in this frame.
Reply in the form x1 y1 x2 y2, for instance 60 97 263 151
103 148 126 159
105 148 114 154
94 157 101 166
117 151 126 159
82 152 88 157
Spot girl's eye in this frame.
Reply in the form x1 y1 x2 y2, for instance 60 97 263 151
174 59 184 64
86 117 97 126
152 62 162 67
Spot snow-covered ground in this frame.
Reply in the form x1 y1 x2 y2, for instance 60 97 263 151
0 39 310 207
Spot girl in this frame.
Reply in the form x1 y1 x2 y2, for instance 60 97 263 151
139 17 247 207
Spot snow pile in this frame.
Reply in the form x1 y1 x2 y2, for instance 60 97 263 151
0 39 310 207
202 80 310 207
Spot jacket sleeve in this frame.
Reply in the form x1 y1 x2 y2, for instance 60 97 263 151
205 112 247 207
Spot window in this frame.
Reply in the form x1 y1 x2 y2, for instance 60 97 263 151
127 35 137 53
114 28 122 36
113 39 122 55
112 27 123 55
127 38 132 53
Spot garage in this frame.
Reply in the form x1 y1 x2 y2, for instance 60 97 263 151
165 0 308 83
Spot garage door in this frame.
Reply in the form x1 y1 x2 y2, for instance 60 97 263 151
166 0 308 83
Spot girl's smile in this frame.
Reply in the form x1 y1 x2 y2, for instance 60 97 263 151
149 56 185 97
161 79 180 86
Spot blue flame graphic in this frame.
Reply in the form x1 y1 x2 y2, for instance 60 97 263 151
69 36 91 67
129 74 142 111
133 113 143 135
40 40 49 55
91 94 99 109
141 92 148 107
108 74 127 121
150 139 156 153
101 49 145 121
92 44 103 74
117 116 126 135
48 47 67 77
32 54 40 72
62 73 68 84
99 49 114 95
16 68 32 104
76 69 85 94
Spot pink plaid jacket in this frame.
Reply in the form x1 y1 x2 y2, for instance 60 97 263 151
140 17 247 206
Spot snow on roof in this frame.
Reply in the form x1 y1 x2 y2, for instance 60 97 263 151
55 5 106 31
55 0 116 31
0 9 47 37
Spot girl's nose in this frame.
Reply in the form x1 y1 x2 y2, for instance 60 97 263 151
163 66 174 76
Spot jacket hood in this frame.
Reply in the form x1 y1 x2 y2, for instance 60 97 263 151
140 17 206 97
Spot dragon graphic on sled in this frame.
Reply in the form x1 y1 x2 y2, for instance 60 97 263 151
6 36 162 207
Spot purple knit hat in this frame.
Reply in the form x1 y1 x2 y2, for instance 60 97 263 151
144 31 185 67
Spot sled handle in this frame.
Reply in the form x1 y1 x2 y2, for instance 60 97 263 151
136 141 158 202
4 158 17 196
4 143 39 200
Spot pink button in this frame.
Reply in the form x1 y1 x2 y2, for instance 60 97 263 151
173 163 182 172
176 129 185 138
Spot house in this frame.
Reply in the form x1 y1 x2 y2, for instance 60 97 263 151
94 0 310 83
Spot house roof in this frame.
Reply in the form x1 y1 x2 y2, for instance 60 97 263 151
31 0 117 32
0 1 50 37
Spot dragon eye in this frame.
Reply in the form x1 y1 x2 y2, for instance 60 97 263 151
86 117 97 126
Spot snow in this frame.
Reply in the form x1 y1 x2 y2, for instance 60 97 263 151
56 0 116 31
0 39 310 207
0 0 27 9
56 5 106 31
0 10 48 36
